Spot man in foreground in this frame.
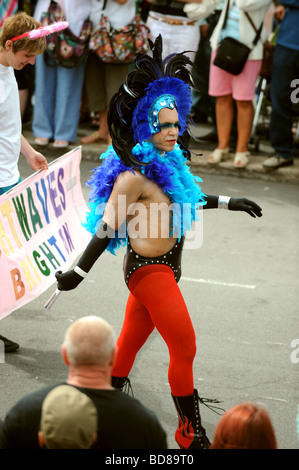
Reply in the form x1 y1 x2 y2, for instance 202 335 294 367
0 315 167 449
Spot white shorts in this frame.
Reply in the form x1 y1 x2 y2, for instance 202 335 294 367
147 12 200 63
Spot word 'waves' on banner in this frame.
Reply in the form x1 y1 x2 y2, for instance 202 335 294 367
0 147 91 319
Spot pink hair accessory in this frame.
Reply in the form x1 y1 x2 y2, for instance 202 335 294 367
10 21 69 42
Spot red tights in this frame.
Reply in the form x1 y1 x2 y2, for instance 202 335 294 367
112 265 196 396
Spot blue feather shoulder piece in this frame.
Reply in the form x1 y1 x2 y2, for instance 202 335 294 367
83 142 206 255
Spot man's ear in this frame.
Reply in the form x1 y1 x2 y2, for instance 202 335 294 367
110 345 118 369
61 344 70 366
38 431 45 448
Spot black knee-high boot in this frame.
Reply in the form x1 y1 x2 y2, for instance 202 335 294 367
172 389 211 449
111 376 134 395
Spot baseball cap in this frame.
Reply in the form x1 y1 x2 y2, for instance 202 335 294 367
40 385 98 449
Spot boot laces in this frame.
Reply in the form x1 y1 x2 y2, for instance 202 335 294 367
195 390 226 416
122 377 134 397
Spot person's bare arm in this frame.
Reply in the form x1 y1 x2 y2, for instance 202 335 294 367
55 170 144 291
102 170 144 230
21 135 48 171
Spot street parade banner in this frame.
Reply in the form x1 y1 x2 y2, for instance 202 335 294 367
0 146 91 319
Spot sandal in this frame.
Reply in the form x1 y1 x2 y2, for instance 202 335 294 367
91 112 100 128
53 140 69 148
233 151 249 168
208 147 229 164
81 130 111 145
35 137 49 146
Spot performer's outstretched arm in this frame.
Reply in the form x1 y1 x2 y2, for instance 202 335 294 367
55 221 113 291
203 195 262 218
55 170 144 291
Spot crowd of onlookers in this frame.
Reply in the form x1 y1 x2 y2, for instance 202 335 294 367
3 0 299 171
15 0 299 172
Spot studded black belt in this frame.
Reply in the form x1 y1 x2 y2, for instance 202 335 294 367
123 237 184 286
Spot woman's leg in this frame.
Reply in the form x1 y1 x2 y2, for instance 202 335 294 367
216 94 234 149
54 62 85 142
235 99 254 153
32 55 57 139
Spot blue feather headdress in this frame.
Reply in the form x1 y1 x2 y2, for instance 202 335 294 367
107 35 194 167
132 77 192 142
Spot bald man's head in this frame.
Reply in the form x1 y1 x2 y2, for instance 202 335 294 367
63 316 116 367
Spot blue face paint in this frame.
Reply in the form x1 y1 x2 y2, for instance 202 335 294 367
148 94 177 134
159 122 181 131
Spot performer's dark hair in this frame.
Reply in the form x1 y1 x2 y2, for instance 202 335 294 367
107 35 194 167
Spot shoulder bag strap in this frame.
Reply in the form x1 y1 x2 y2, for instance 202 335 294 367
222 0 230 30
244 12 264 46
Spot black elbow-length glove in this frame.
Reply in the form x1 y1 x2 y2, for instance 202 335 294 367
203 195 262 218
55 221 113 291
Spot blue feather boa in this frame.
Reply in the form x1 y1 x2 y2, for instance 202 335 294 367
84 142 206 255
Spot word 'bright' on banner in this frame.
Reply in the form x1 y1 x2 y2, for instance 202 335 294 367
0 147 91 319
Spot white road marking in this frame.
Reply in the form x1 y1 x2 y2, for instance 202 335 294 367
181 276 256 289
264 397 288 403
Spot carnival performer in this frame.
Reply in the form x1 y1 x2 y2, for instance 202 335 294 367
55 36 263 450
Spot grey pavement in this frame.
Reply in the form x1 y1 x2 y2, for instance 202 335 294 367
1 135 298 451
23 119 299 185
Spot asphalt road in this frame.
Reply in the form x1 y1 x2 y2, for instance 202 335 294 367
1 153 298 450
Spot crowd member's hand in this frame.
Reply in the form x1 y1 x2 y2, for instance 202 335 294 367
29 151 48 171
228 198 262 218
21 135 48 171
275 5 285 21
55 270 83 291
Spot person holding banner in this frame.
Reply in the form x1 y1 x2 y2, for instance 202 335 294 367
0 12 48 351
55 36 263 450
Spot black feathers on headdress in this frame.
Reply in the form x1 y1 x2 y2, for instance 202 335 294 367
107 35 194 167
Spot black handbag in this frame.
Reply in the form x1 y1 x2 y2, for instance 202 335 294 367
213 1 263 76
213 37 251 75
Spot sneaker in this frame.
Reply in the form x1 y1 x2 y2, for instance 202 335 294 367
263 155 294 169
0 335 19 352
